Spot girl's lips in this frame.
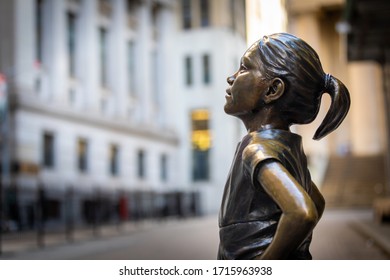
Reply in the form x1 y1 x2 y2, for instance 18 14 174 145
225 89 232 100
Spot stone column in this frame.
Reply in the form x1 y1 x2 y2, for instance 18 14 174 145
348 62 386 155
110 0 127 118
79 0 99 112
135 0 152 124
156 3 175 128
156 2 177 130
14 0 35 93
46 0 67 104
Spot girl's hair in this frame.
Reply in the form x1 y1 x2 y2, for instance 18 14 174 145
257 33 350 140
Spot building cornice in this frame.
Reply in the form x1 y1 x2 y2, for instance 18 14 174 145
13 93 179 146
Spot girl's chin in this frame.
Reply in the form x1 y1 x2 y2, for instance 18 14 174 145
224 102 248 116
223 104 233 115
224 107 241 117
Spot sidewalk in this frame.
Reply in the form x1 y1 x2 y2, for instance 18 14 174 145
351 218 390 256
0 220 158 258
1 211 389 260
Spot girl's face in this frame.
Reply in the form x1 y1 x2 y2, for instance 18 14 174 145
224 43 270 117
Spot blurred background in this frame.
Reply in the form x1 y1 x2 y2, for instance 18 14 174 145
0 0 390 259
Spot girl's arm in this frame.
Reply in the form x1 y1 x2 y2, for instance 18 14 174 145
310 181 325 220
254 161 319 260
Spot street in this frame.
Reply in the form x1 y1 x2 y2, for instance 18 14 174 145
0 209 389 260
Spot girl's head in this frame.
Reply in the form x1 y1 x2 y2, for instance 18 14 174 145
226 33 350 140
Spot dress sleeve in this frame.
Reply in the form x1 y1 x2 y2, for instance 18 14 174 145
242 142 281 188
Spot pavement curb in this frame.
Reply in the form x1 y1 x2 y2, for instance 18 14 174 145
0 220 159 259
351 221 390 257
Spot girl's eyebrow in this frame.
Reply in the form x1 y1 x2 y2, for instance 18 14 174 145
241 56 254 68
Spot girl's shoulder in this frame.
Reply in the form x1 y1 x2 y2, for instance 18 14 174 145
243 129 303 171
250 129 302 144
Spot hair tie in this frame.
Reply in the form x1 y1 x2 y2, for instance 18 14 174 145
324 73 332 91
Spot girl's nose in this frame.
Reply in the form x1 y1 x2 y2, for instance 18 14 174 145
227 75 235 85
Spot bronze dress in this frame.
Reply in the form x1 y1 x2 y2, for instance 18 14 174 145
218 129 314 260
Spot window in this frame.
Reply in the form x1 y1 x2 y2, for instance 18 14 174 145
109 144 119 176
42 132 54 168
100 98 107 113
161 154 168 182
202 54 211 84
191 110 211 181
99 0 112 17
127 0 137 28
36 0 45 63
99 27 108 87
127 0 136 14
137 150 145 179
69 88 76 105
67 11 77 77
77 138 88 172
151 3 160 40
200 0 210 27
151 50 159 105
184 56 193 86
182 0 192 29
128 41 135 94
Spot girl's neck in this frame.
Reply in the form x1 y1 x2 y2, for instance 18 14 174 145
239 108 290 133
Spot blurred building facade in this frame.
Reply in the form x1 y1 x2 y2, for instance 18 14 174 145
2 0 388 229
0 0 247 227
169 0 247 213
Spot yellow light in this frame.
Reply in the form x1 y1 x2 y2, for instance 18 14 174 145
192 130 211 151
191 109 211 151
191 109 209 121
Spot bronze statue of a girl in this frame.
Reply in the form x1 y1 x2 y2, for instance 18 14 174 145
218 33 350 260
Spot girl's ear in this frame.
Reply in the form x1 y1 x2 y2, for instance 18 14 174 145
264 78 285 104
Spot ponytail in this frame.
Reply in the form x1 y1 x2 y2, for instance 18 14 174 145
255 33 350 139
313 74 351 140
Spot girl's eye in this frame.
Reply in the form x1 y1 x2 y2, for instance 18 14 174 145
239 64 248 73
